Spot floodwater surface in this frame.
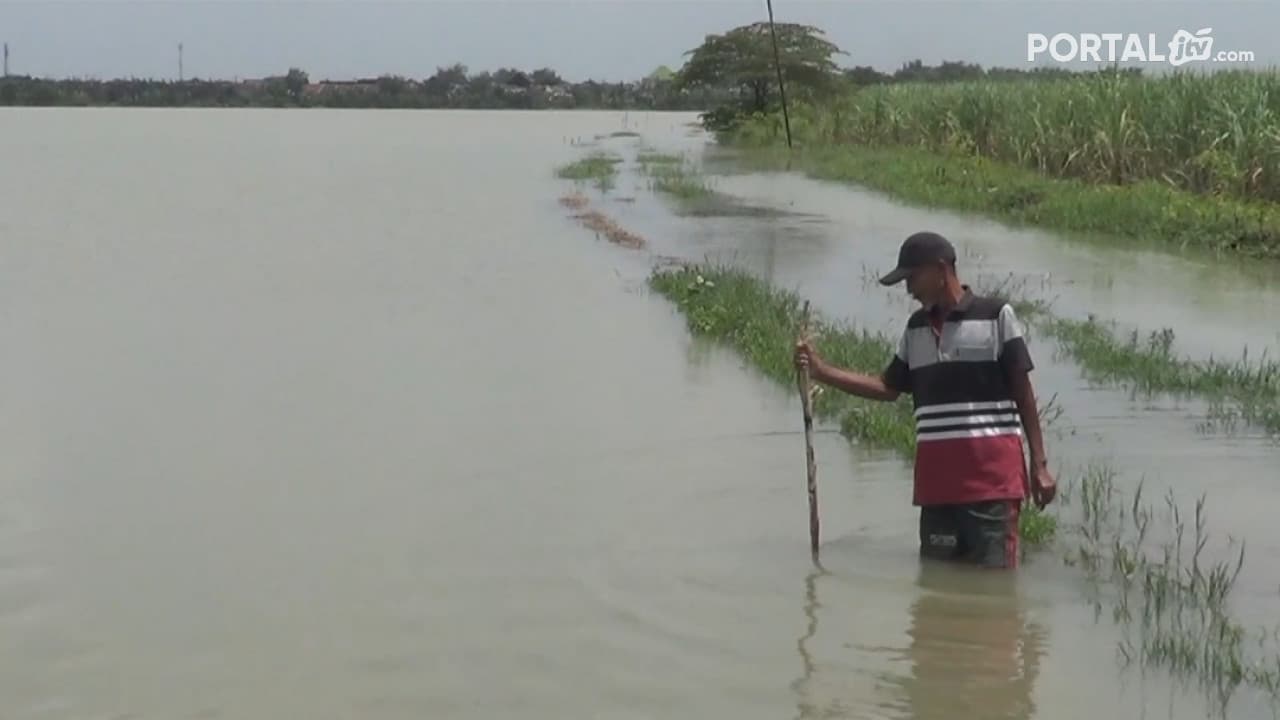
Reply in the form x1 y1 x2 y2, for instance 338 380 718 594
0 108 1276 720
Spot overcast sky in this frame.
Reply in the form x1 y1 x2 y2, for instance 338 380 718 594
0 1 1275 82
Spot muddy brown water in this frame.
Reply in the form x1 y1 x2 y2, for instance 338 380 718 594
1 108 1277 719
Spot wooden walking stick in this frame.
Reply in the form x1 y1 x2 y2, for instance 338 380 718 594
796 301 820 558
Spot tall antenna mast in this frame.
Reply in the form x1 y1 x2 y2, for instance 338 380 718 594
3 43 9 77
178 42 184 81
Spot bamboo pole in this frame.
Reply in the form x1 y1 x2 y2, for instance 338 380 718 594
796 301 819 558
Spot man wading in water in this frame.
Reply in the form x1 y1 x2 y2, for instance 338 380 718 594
794 232 1056 568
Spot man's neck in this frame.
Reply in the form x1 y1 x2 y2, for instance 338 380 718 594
931 281 967 314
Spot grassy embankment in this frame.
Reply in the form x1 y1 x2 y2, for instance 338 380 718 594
647 263 1280 706
725 71 1280 259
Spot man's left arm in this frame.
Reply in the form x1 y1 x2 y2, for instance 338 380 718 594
997 304 1056 507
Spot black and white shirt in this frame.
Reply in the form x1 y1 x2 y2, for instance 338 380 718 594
882 288 1034 506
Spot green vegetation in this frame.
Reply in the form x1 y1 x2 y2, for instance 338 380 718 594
714 70 1280 258
647 263 1056 546
1064 465 1280 706
731 71 1280 204
673 21 845 128
1041 316 1280 435
730 143 1280 259
645 162 715 202
555 152 622 191
637 151 684 166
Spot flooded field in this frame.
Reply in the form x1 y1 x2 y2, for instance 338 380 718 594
1 107 1277 719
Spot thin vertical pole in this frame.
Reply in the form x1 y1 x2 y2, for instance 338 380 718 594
765 0 793 149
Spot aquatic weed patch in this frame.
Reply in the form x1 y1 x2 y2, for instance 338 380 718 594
637 151 684 166
645 162 716 203
1040 315 1280 435
556 151 623 184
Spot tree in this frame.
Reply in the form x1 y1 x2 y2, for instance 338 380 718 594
647 65 675 82
674 21 844 113
531 67 563 86
425 63 468 103
844 65 890 87
284 67 309 99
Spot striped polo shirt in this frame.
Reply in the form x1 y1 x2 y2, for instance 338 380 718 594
882 288 1034 506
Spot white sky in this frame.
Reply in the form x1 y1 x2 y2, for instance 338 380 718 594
0 1 1274 82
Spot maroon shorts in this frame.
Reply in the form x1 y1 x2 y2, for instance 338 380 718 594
918 500 1020 569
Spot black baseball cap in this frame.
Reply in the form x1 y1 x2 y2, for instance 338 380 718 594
878 231 957 286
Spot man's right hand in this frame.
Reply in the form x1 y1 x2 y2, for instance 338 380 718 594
794 340 823 378
793 341 901 402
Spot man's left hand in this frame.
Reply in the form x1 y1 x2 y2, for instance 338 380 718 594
1030 462 1056 508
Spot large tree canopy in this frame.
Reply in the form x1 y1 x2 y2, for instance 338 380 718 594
674 21 845 113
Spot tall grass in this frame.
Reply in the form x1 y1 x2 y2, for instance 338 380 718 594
734 71 1280 203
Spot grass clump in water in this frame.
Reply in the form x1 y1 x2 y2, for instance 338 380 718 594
637 151 683 166
646 162 715 202
555 151 623 183
1019 503 1058 546
648 263 1056 548
1041 315 1280 435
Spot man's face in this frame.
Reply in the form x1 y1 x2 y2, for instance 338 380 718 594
905 261 946 307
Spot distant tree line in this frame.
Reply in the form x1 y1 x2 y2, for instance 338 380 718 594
0 64 731 110
0 54 1143 110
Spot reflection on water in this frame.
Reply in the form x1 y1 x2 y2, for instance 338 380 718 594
792 560 830 720
792 559 1046 720
889 562 1046 720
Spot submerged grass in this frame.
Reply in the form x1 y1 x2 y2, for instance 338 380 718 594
646 162 715 202
1062 464 1280 709
1041 315 1280 435
555 151 623 183
637 151 683 166
647 263 1056 548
